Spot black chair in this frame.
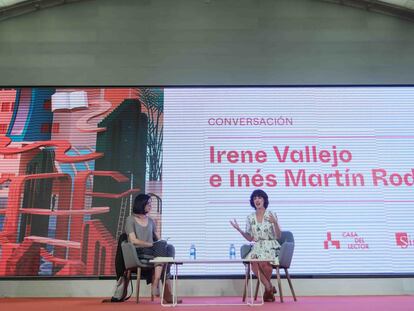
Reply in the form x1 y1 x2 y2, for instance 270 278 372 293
241 230 297 303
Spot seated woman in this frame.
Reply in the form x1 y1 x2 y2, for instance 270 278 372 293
230 189 281 302
125 193 175 303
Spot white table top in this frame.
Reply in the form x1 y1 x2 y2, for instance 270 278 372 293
150 257 275 264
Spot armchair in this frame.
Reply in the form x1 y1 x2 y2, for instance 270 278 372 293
121 240 155 303
241 230 297 303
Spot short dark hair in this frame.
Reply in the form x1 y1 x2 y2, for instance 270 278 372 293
249 189 269 209
133 194 151 214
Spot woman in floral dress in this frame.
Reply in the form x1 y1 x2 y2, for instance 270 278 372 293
230 189 281 302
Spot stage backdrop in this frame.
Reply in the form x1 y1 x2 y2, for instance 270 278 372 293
0 87 413 277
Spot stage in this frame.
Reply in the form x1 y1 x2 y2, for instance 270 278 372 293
1 296 414 311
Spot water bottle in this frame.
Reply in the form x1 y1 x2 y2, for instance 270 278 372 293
190 244 196 260
229 243 236 259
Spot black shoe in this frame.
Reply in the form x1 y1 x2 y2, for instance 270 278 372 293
102 297 124 303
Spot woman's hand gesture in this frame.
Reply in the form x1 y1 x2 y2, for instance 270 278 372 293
269 212 278 225
269 212 282 239
231 219 254 242
230 219 241 232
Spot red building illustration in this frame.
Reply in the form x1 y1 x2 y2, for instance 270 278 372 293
0 88 157 276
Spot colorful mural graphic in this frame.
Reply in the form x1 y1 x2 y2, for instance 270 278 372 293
0 87 163 276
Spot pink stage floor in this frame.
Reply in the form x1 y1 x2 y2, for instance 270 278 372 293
1 296 414 311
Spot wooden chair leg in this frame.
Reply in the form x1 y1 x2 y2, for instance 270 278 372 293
136 267 141 303
275 266 283 303
242 264 250 302
126 270 132 301
284 268 297 301
126 270 132 288
254 279 260 301
151 273 155 301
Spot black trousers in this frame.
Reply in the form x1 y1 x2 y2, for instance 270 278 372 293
136 241 175 284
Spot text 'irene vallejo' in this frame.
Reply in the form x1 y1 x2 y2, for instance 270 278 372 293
208 145 414 188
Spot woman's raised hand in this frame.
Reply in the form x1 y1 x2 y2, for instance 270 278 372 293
230 219 241 232
269 212 278 225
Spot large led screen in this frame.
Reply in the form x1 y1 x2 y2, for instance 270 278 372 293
0 87 413 277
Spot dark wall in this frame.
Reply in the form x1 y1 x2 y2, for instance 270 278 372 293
93 99 148 236
0 0 413 85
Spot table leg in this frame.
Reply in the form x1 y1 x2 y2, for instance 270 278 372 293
256 264 264 306
161 264 174 307
249 262 254 305
173 263 178 306
247 262 264 306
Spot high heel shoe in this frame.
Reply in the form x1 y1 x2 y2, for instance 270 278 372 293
263 286 275 302
263 290 275 302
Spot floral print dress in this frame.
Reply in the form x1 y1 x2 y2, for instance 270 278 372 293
245 210 281 265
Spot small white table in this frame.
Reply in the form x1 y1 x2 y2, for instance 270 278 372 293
150 258 272 307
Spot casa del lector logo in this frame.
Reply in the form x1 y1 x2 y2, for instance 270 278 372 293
324 231 369 250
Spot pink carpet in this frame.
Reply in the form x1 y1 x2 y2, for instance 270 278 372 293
1 296 414 311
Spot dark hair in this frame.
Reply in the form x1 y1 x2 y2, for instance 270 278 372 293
133 194 151 214
249 189 269 209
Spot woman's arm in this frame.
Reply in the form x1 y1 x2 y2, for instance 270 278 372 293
128 232 153 247
152 218 160 241
269 212 281 239
230 219 254 242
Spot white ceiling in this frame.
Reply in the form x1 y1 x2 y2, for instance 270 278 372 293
1 0 414 19
2 0 411 10
0 0 22 6
385 0 414 9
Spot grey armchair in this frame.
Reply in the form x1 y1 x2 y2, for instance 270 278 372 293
121 241 155 303
241 230 297 303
